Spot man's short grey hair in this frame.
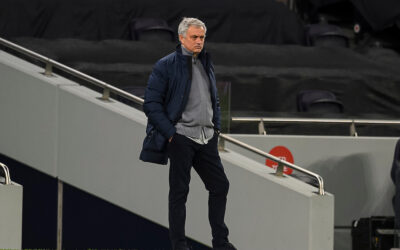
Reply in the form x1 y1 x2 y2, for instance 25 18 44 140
178 17 207 37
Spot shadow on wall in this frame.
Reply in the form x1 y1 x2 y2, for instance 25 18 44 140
308 154 370 226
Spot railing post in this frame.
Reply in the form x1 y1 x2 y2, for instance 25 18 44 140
0 162 11 185
317 176 325 196
275 162 284 177
258 118 267 135
44 60 53 76
98 88 111 101
350 120 358 137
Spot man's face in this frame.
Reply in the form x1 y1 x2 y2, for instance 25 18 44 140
179 25 205 55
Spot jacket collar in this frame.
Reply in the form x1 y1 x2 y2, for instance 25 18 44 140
176 44 207 61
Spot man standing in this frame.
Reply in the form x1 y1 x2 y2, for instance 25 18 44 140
140 17 236 250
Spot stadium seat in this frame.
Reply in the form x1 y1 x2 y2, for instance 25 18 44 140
129 18 175 42
297 89 344 113
306 23 349 48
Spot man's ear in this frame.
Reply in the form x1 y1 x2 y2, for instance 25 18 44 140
178 34 184 44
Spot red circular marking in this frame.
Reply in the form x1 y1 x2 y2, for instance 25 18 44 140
265 146 294 175
354 24 361 33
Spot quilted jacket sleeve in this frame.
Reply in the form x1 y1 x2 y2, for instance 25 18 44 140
143 60 176 139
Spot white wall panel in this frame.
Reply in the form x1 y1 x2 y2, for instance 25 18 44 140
0 51 77 176
0 183 23 249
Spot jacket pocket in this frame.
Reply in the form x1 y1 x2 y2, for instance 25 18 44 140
143 128 167 152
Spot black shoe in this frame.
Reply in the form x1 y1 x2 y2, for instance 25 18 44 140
213 242 237 250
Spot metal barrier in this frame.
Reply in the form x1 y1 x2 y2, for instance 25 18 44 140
219 134 325 195
232 116 400 136
0 162 11 185
0 37 144 105
0 36 325 195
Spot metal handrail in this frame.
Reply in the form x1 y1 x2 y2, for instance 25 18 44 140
0 162 11 185
219 134 325 195
0 36 325 195
232 116 400 137
232 117 400 125
0 37 144 105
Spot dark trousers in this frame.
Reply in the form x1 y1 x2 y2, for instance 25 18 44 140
167 132 230 249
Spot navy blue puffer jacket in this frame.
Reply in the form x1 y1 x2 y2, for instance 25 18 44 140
140 45 221 165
